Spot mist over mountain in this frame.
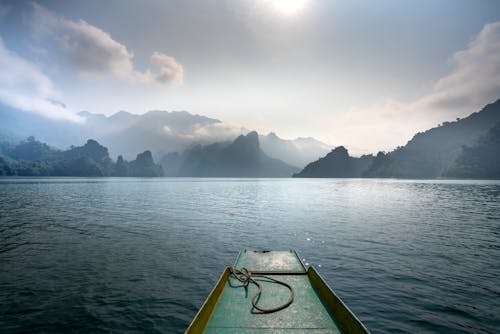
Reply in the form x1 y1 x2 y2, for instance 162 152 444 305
87 110 238 159
0 105 85 146
160 131 299 177
259 133 331 168
4 100 499 179
0 106 241 158
0 107 330 166
364 99 500 178
294 99 500 179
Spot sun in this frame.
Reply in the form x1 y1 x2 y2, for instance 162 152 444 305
272 0 308 15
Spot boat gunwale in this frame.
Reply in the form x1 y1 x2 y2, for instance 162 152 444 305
184 267 230 334
185 251 371 333
309 266 371 334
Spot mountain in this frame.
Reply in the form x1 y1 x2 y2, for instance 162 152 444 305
128 151 164 177
294 99 500 179
0 106 237 159
160 131 299 177
96 110 226 159
0 107 331 167
364 99 500 178
0 105 85 148
443 122 500 179
2 136 60 161
0 137 163 177
259 133 331 168
293 146 374 178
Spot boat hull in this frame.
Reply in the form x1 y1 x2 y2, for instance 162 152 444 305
186 250 370 333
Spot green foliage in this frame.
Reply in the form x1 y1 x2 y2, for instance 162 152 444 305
4 136 61 161
0 156 14 176
294 100 500 179
444 122 500 179
363 152 396 177
128 151 164 177
0 137 163 177
363 99 500 178
115 155 129 176
161 131 298 177
293 146 374 178
52 157 104 176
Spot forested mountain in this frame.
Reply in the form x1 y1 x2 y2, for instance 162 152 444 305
295 100 500 179
0 107 330 165
293 146 374 178
0 137 163 177
3 101 499 179
364 99 500 178
0 107 231 159
160 131 298 177
443 122 500 179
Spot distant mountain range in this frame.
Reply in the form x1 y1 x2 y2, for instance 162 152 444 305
294 99 500 179
0 106 331 168
0 138 163 177
2 99 500 179
259 133 331 169
161 131 299 177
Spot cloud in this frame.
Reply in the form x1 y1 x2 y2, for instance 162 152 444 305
414 21 500 114
0 37 83 122
330 21 500 154
31 3 183 85
163 122 247 142
191 122 247 141
150 52 184 85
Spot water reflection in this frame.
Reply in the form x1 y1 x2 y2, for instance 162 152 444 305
0 178 499 333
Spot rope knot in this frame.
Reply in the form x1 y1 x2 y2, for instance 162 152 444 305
229 266 294 313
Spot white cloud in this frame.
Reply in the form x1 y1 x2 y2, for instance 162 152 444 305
0 37 83 122
150 52 184 86
191 122 247 141
414 21 500 114
163 122 246 142
330 21 500 154
31 3 183 85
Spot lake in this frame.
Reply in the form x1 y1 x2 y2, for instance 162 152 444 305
0 178 499 333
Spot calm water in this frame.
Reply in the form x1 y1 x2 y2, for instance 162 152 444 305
0 178 499 333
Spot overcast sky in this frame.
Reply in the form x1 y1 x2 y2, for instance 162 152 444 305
1 0 500 154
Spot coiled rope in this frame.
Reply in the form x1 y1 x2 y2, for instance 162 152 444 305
229 267 294 313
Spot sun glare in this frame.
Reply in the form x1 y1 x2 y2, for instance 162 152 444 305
272 0 308 15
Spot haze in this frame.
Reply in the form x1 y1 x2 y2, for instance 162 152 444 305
1 0 500 154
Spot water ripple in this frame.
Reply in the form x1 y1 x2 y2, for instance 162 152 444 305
0 177 499 333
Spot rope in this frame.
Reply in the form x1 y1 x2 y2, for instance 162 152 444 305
229 267 294 313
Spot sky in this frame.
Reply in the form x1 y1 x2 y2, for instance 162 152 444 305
1 0 500 154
